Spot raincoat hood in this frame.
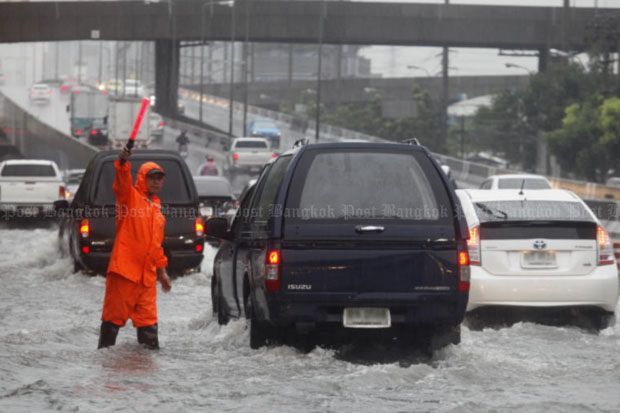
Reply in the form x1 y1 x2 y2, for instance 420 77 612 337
135 162 165 197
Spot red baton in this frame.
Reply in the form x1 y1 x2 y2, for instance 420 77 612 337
121 97 150 165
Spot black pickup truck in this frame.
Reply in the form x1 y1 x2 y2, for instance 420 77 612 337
56 150 205 275
207 141 470 350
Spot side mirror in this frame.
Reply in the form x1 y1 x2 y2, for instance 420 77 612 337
205 217 229 239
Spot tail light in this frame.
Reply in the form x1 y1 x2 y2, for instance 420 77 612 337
457 250 470 292
232 153 239 163
265 249 281 292
158 121 164 127
196 244 203 253
76 129 82 136
91 129 97 135
467 226 481 265
271 153 277 159
74 90 80 95
82 246 90 254
59 185 65 199
597 226 614 266
195 217 204 237
65 190 72 200
80 219 89 238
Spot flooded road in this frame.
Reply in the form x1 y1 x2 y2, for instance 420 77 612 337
1 224 620 412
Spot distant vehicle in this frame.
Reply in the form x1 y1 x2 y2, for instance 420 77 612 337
149 113 165 142
0 159 65 219
62 168 86 202
456 188 618 330
60 77 79 94
86 118 108 148
104 78 123 95
29 83 52 103
207 141 469 350
123 79 145 97
67 86 108 138
193 175 235 219
149 94 185 114
247 118 281 149
479 174 552 190
605 177 620 189
108 96 151 150
226 137 276 179
55 150 205 275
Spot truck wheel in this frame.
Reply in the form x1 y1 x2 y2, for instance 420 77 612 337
245 293 267 349
429 324 461 351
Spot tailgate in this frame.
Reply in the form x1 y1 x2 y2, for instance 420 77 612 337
236 150 271 166
0 179 61 204
480 221 598 276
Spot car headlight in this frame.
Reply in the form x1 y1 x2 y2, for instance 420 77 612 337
200 206 214 217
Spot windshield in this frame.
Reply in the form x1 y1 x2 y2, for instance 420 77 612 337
473 200 594 223
253 121 278 129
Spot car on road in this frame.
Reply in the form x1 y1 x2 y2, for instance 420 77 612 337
479 174 552 190
193 175 235 244
55 150 205 275
60 77 79 94
123 79 145 97
28 83 52 103
207 141 470 350
104 78 122 95
456 188 618 330
247 118 282 149
86 118 108 148
149 113 165 142
226 137 276 179
0 159 65 219
62 168 85 202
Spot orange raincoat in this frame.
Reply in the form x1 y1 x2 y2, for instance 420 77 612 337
102 160 168 327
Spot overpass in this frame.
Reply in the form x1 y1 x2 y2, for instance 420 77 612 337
0 1 606 117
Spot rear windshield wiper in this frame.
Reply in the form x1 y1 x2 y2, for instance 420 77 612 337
475 202 508 220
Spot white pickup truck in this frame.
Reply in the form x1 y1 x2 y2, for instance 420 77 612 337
227 138 276 178
0 159 65 219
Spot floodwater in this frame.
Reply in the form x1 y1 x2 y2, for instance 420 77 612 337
1 224 620 412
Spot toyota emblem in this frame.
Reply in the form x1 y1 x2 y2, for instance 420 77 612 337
533 240 547 249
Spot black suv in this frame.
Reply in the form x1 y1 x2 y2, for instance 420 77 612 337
207 141 470 350
56 150 205 275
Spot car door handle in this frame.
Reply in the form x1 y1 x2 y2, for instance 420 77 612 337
355 225 385 234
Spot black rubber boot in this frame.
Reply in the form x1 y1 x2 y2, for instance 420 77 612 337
137 324 159 349
97 321 120 349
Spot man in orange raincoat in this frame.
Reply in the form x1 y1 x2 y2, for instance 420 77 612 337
98 146 172 349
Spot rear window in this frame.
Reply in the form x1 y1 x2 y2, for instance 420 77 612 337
92 160 192 205
1 164 56 177
253 121 277 129
497 178 551 189
235 140 268 149
473 200 594 223
286 149 451 222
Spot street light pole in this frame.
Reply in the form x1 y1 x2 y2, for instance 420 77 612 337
315 0 326 143
242 0 249 135
228 1 236 137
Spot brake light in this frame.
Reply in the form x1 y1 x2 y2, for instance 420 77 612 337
195 217 204 237
158 121 164 127
597 226 614 265
82 246 90 254
457 250 470 292
102 90 108 95
80 219 89 238
77 129 82 136
196 244 203 253
74 90 80 94
271 153 277 159
59 185 65 199
467 226 481 265
232 153 239 162
91 129 97 135
265 249 281 292
65 190 72 200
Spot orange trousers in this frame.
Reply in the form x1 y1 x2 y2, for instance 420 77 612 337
102 272 158 328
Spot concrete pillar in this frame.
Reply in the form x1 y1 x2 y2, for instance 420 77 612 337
538 48 549 73
155 39 180 117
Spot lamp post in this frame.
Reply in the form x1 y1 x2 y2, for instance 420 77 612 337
199 0 234 123
228 0 236 137
407 64 432 77
315 0 326 143
505 62 533 74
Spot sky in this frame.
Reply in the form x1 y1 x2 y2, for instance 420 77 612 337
359 0 619 78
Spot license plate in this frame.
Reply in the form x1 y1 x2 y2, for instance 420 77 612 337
522 251 557 267
19 207 40 216
343 307 391 329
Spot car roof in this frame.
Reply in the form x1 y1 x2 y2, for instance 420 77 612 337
233 137 270 143
458 188 581 203
1 159 57 166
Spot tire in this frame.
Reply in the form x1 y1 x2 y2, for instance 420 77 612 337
73 258 83 274
591 311 616 331
429 324 461 352
245 292 268 349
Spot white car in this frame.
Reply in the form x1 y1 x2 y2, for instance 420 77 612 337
227 137 276 176
123 79 145 97
149 113 165 142
479 174 552 190
456 189 618 328
29 83 52 103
